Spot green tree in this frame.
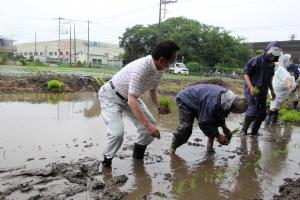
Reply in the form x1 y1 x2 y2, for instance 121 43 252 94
119 16 252 68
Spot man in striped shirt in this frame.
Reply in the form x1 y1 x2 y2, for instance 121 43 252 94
99 40 180 167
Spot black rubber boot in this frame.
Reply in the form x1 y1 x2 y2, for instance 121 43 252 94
102 155 112 167
241 116 253 135
265 110 272 125
133 143 147 159
250 119 263 135
293 101 298 110
270 111 279 125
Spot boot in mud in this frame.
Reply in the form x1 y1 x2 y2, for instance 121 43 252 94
292 100 298 110
250 119 263 136
133 143 147 159
270 111 279 125
102 155 112 168
265 110 272 125
241 116 253 135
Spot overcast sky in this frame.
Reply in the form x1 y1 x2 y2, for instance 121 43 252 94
1 0 300 45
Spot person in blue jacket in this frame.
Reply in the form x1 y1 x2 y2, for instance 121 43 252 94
241 41 282 135
287 62 299 109
170 84 248 154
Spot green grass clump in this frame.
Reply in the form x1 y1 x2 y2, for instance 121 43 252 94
159 96 173 114
47 80 64 93
95 76 105 86
279 108 300 122
253 86 260 95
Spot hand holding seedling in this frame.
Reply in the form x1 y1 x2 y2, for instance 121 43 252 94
147 123 161 139
216 134 229 145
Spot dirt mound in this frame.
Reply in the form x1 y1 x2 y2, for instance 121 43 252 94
273 178 300 200
0 74 101 94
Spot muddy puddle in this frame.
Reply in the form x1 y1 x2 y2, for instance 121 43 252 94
0 92 300 200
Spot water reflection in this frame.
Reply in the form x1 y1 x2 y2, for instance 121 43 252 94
124 160 152 200
230 137 262 199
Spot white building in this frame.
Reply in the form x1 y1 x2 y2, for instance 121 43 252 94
16 39 124 67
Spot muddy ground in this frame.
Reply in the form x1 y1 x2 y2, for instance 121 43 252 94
0 75 300 200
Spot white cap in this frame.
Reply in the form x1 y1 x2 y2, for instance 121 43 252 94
267 46 283 57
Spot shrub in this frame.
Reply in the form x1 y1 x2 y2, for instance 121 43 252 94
95 76 105 86
47 80 64 93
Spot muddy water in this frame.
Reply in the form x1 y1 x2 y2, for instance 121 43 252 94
0 93 300 200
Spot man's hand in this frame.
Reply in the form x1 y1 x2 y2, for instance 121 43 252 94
249 86 255 96
216 134 229 145
146 123 161 139
223 128 232 141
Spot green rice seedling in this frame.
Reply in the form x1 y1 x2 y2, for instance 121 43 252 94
231 166 238 177
159 96 172 115
189 177 197 189
47 80 64 93
254 158 261 169
95 76 105 86
176 180 185 194
266 99 271 107
231 128 240 135
253 86 260 95
201 171 213 183
216 168 226 181
280 109 300 122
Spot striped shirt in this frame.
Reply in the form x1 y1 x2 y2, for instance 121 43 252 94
111 55 163 98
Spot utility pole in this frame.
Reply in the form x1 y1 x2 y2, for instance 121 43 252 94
34 31 37 57
54 17 65 65
158 0 177 42
87 20 90 67
74 24 76 62
69 23 72 65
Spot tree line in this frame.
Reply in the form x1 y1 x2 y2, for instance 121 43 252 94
119 17 254 68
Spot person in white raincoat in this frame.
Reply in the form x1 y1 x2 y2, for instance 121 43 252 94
265 54 297 125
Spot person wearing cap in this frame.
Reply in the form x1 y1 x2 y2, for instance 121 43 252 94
241 41 283 135
170 84 248 154
99 40 180 167
287 61 300 109
265 54 297 125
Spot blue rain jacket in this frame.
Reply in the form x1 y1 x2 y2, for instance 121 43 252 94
287 63 299 80
243 41 280 119
177 84 229 129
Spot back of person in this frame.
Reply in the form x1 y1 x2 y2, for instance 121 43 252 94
177 84 228 126
273 65 295 92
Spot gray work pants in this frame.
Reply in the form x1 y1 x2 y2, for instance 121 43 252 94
98 82 156 159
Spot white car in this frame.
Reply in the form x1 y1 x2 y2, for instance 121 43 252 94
169 63 189 75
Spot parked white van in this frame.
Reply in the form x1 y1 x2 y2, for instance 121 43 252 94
169 63 189 75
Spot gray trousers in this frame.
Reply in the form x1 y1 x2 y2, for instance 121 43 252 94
99 82 156 159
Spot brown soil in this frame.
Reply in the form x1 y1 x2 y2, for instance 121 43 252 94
273 178 300 200
0 74 101 94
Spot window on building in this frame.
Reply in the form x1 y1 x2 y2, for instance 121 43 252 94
24 52 28 56
54 52 57 56
59 51 63 55
34 52 38 56
49 52 53 56
40 52 43 56
66 51 69 56
29 52 33 56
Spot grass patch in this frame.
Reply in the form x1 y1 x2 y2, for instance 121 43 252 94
47 80 64 93
95 76 106 86
279 108 300 122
